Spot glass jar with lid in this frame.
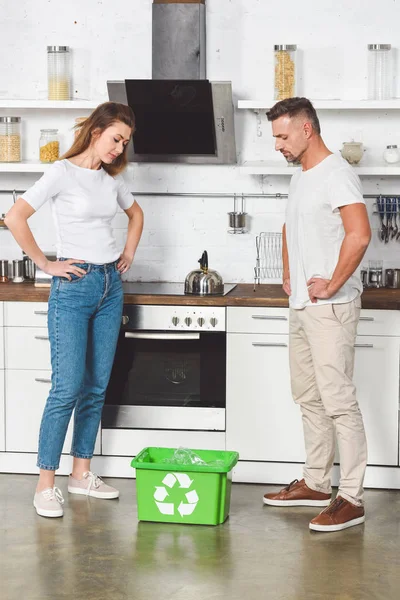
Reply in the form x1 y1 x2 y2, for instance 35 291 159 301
274 45 297 101
74 117 87 140
47 46 71 100
383 144 400 164
0 117 21 162
367 44 393 100
39 129 60 163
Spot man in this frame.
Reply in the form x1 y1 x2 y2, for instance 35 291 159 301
263 97 371 532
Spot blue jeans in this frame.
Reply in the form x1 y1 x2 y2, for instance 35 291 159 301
37 260 123 470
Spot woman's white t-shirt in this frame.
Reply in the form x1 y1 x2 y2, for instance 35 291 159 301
285 153 365 309
21 159 134 264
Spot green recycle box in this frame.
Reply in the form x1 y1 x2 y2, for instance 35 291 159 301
131 447 239 526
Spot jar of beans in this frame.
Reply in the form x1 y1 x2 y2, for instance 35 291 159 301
274 45 297 101
39 129 60 163
0 117 21 162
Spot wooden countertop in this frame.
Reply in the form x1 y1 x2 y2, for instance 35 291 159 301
0 281 400 309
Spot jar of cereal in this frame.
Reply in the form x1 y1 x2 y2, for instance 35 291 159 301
0 117 21 162
39 129 60 163
274 45 297 101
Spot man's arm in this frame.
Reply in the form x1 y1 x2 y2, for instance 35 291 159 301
282 223 291 296
307 203 371 303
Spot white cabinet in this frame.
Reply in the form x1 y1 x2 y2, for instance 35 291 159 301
0 302 4 451
3 301 100 456
5 369 100 455
353 336 400 466
5 370 72 453
5 327 51 370
0 370 4 452
4 301 49 327
226 330 305 462
226 307 400 469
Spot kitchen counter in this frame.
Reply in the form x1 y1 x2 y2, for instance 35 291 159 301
0 281 400 309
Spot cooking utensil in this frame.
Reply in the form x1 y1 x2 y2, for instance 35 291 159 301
0 259 9 282
377 196 387 242
23 252 35 281
184 250 224 296
385 268 400 288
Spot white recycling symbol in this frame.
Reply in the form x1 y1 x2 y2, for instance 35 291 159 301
153 472 199 517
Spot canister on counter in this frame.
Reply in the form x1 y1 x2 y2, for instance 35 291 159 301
11 259 24 283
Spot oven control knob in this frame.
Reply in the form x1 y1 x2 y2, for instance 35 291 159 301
172 316 180 326
185 317 192 327
197 317 205 327
210 317 218 328
121 315 129 325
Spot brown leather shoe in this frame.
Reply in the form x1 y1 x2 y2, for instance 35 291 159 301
263 479 331 507
309 496 365 532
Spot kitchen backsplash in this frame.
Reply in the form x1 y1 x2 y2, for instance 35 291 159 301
2 0 400 283
1 165 400 283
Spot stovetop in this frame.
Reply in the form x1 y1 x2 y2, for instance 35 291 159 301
122 282 237 296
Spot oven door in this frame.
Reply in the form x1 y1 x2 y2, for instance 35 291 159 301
103 329 226 431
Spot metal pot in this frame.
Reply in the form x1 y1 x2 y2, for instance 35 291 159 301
184 250 224 296
385 268 400 288
23 253 36 281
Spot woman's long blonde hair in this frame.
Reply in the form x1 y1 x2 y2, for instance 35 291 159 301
61 102 135 176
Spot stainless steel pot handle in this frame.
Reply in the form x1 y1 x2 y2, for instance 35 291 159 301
35 378 52 384
251 315 287 321
252 342 288 347
125 332 200 341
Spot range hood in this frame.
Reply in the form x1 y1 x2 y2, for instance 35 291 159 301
107 0 236 164
107 79 236 164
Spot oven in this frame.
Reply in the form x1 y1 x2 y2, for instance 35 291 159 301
102 305 226 431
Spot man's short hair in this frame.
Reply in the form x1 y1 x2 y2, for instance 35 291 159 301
266 97 321 135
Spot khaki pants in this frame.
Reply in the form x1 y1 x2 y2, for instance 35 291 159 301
289 298 367 505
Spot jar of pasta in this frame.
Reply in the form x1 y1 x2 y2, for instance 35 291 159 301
0 117 21 162
274 45 297 101
39 129 60 163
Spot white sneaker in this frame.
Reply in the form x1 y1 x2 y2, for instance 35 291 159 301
68 471 119 499
33 487 64 518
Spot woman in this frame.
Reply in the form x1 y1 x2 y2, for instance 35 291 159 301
5 102 143 518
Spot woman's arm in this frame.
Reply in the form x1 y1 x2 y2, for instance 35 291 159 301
117 200 144 273
5 198 86 279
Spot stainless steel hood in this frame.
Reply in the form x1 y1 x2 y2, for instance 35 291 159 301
106 1 236 164
107 79 236 164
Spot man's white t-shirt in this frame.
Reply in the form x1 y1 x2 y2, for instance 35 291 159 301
285 153 364 309
22 159 134 264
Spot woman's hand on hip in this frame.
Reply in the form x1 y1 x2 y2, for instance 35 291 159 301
117 251 134 274
43 258 86 280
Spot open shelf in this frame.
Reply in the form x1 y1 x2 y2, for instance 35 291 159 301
240 160 400 176
0 161 50 173
0 99 99 109
238 99 400 111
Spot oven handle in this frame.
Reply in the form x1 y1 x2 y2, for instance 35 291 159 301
124 332 200 341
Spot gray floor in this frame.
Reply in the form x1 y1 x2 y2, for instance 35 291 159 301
1 475 399 600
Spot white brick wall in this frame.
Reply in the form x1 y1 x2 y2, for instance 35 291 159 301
1 0 400 282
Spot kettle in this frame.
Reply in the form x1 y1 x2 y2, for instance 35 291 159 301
184 251 224 295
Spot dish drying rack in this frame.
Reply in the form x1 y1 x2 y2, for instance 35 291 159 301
254 232 283 287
